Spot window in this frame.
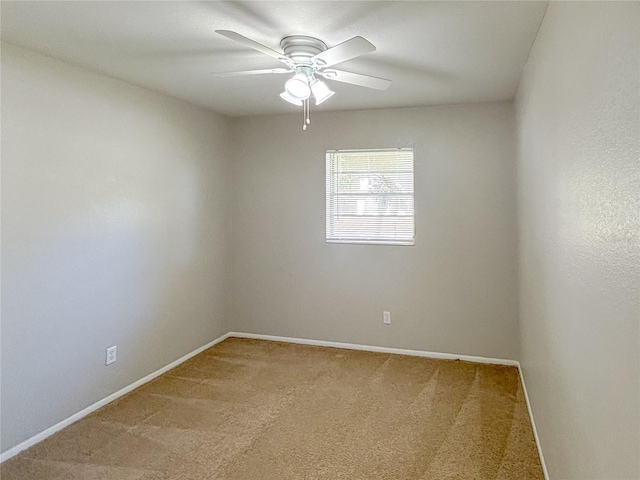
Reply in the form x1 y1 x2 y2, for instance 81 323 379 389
326 148 414 245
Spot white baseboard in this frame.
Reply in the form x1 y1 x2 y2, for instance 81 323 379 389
517 365 550 480
227 331 520 366
0 332 231 463
2 330 548 479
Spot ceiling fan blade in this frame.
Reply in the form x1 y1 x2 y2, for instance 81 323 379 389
312 36 376 68
320 69 392 91
211 68 292 77
215 30 290 65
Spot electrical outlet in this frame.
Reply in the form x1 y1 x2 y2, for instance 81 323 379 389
383 311 391 324
106 346 117 366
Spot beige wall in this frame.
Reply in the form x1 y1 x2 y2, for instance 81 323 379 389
230 103 519 360
1 44 233 452
516 3 640 478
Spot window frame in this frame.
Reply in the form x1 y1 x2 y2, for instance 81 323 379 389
325 147 415 246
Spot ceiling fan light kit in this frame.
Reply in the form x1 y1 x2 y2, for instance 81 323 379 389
213 30 391 130
285 72 312 99
279 90 303 106
311 80 335 105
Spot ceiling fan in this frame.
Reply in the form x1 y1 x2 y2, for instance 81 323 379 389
212 30 392 130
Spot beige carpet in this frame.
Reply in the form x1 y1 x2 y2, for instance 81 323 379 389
2 338 544 479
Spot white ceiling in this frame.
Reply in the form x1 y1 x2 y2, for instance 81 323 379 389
1 1 548 117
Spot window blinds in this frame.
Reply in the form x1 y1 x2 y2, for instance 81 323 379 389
326 148 414 245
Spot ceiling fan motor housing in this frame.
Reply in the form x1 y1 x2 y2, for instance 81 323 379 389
280 35 328 68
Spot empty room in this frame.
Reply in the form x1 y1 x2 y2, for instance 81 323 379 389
1 1 638 479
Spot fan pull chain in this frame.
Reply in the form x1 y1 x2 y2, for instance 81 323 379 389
302 98 307 131
302 98 311 131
